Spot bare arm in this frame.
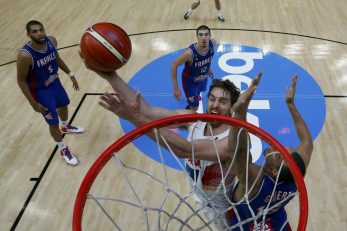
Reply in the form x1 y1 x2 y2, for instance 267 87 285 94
228 73 262 183
16 50 47 114
50 36 79 90
79 52 193 125
286 75 313 168
211 38 217 47
99 91 229 161
106 73 191 120
171 49 192 101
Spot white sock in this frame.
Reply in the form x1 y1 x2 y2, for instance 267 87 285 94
188 8 192 13
218 10 222 16
57 141 67 150
61 120 68 128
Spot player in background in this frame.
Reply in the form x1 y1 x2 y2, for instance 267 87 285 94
184 0 225 22
17 20 85 166
171 25 216 111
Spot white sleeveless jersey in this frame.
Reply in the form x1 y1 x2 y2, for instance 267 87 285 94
185 121 236 209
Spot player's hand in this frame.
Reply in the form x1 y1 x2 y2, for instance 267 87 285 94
286 74 297 105
78 50 115 81
174 88 182 101
70 76 80 91
98 91 143 122
32 102 48 114
208 69 214 79
232 72 262 117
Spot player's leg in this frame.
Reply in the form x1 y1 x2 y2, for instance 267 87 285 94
184 0 200 20
54 81 85 134
58 106 84 134
37 87 79 166
214 0 225 22
182 80 200 111
48 123 79 166
186 96 199 111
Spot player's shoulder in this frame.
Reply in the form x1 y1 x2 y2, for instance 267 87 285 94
181 48 194 60
185 46 194 54
17 48 32 60
47 36 58 46
210 39 217 46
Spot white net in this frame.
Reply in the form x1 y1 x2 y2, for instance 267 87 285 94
75 118 305 231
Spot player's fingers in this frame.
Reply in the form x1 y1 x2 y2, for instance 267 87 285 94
39 104 48 111
292 74 298 90
99 95 115 108
135 92 142 106
98 100 111 111
102 93 120 106
99 94 118 109
111 93 121 104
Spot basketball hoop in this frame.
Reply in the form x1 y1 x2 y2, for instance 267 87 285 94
73 114 308 231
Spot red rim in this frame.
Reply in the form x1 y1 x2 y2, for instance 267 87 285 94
72 114 308 231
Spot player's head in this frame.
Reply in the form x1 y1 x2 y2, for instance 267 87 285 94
26 20 46 44
206 79 240 122
196 25 211 48
263 147 306 183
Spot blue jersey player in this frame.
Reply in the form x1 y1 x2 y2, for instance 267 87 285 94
227 74 313 230
171 25 216 111
17 20 85 166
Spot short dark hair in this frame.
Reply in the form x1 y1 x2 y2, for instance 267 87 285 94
26 20 44 33
278 152 306 183
207 79 240 105
196 25 211 36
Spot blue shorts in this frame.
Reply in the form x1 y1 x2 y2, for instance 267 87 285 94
182 78 207 107
32 79 70 125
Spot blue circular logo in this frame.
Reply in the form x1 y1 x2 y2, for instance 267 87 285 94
120 44 326 169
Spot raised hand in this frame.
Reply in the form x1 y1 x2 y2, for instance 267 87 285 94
33 102 48 115
78 50 115 80
98 91 143 122
232 72 262 117
286 74 297 105
174 88 182 101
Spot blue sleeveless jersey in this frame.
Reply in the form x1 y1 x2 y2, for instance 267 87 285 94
21 36 59 89
228 174 297 230
182 40 214 83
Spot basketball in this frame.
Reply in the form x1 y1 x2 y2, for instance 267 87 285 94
80 22 132 72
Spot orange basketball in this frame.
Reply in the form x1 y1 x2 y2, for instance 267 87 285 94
80 22 132 72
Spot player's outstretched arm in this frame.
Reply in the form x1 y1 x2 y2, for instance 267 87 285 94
228 72 262 183
285 74 313 168
99 90 228 160
79 51 192 124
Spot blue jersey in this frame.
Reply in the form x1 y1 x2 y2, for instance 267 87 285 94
228 174 296 231
182 40 214 83
181 40 214 107
21 36 59 90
